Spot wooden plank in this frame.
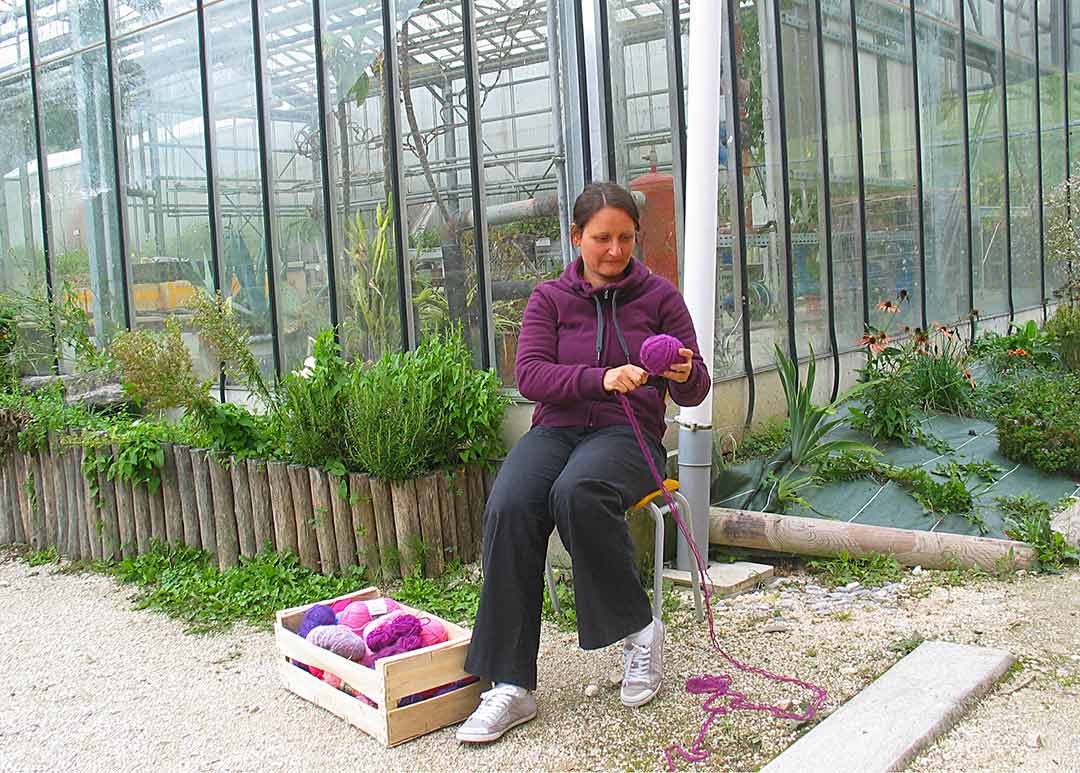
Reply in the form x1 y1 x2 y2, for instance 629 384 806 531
385 680 486 747
14 453 33 546
76 447 100 561
173 446 201 549
0 452 12 545
97 469 121 561
160 443 182 545
390 478 422 577
132 481 151 555
5 454 23 544
148 475 166 545
308 467 340 576
380 637 472 707
40 445 58 549
48 437 68 556
415 473 444 576
59 440 77 558
69 446 88 559
276 586 382 625
189 448 217 562
465 464 486 563
710 507 1037 572
63 444 83 559
275 623 384 698
452 466 473 564
288 464 320 572
208 454 239 570
267 461 298 555
247 458 274 554
329 473 357 573
30 452 47 549
110 445 136 559
663 561 773 596
348 472 380 577
369 477 399 580
437 470 459 565
276 660 387 745
230 458 256 558
761 641 1014 773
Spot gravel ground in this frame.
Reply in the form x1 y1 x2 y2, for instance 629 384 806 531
1 549 1078 772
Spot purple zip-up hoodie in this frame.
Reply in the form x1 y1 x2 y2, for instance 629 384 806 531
515 256 711 442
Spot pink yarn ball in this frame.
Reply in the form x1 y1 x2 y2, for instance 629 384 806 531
364 611 421 652
323 671 343 690
418 617 448 648
330 598 354 615
640 334 683 375
339 598 402 633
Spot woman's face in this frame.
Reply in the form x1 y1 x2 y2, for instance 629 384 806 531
572 206 637 288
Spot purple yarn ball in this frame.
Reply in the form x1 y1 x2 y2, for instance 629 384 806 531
366 613 421 651
307 624 369 661
372 634 423 662
640 334 683 375
297 604 336 639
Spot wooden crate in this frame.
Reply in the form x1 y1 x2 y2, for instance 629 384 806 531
274 586 488 747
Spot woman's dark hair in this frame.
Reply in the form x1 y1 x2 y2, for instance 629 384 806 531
571 181 640 233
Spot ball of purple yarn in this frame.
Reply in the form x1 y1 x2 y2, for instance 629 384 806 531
307 624 368 661
297 604 336 639
366 613 421 651
640 334 683 375
372 634 423 661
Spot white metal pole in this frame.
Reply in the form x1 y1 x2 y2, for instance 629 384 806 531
676 0 723 571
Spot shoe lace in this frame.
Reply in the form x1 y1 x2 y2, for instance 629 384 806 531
472 687 517 723
624 642 651 683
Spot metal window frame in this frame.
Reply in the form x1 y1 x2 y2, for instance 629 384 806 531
909 0 929 331
998 0 1015 322
311 0 340 335
958 0 977 339
196 0 226 402
102 0 133 332
462 0 496 369
573 0 593 185
1034 0 1047 320
815 0 842 400
770 0 799 368
23 0 58 371
723 0 756 426
848 0 870 330
597 0 618 181
250 0 285 378
666 0 687 279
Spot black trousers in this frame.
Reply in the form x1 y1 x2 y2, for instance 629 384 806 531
464 424 665 690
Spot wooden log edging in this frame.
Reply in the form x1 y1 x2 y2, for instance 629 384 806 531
267 461 298 556
247 459 273 554
415 473 443 577
368 477 398 580
347 472 379 577
308 467 339 576
0 454 12 546
173 446 201 549
329 473 356 575
189 448 217 563
709 506 1037 572
288 464 320 572
160 443 183 546
230 457 256 559
208 454 239 570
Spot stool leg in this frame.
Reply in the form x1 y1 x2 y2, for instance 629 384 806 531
544 558 562 618
673 492 704 622
649 503 665 620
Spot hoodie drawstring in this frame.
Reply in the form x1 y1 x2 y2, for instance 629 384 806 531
593 289 632 367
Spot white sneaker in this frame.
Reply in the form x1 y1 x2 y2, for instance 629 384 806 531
621 617 664 707
456 684 538 743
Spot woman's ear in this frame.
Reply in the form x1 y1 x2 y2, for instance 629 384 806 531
570 223 582 246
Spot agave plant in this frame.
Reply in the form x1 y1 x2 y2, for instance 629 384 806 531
774 343 878 477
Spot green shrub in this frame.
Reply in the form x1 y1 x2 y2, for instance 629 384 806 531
110 317 209 412
995 372 1080 476
733 417 790 462
1045 305 1080 373
997 495 1079 572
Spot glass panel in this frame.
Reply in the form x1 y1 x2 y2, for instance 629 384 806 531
33 0 106 59
966 0 1008 319
1070 0 1080 166
0 71 46 297
112 0 195 36
1005 0 1041 310
1039 0 1066 303
476 0 562 387
115 12 215 375
324 0 403 362
398 1 485 362
822 0 866 351
263 0 333 372
39 50 126 366
733 0 791 371
0 2 32 77
856 0 921 329
780 0 831 359
206 0 274 382
916 0 971 323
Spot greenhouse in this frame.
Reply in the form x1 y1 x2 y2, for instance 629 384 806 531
0 0 1074 426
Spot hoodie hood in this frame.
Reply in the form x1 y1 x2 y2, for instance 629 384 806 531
556 256 653 299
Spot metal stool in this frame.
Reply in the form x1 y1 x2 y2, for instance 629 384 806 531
545 479 704 622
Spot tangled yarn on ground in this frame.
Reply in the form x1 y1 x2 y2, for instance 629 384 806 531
639 334 683 375
338 597 402 632
307 624 368 661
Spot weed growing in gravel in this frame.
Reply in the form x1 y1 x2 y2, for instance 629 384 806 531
997 495 1079 573
25 545 58 566
395 561 481 625
888 633 925 657
807 551 903 588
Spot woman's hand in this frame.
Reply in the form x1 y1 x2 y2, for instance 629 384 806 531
662 348 694 384
603 364 649 393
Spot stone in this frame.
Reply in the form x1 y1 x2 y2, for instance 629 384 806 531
584 684 599 698
840 666 858 676
763 621 792 634
0 580 9 588
842 581 861 592
608 669 623 686
1026 733 1042 750
912 566 923 575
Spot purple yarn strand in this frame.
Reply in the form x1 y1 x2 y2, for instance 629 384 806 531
615 392 827 770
